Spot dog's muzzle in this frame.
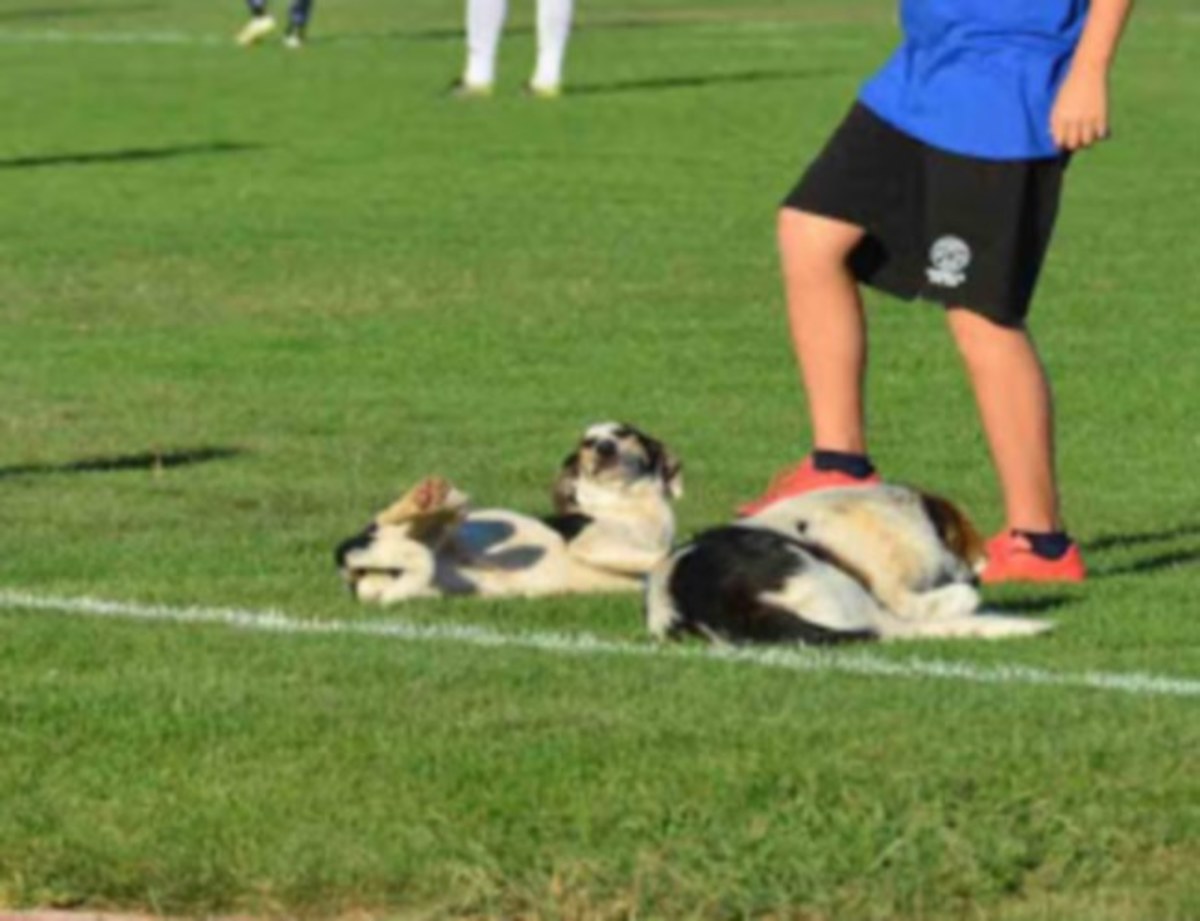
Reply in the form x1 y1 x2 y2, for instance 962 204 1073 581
343 566 405 586
591 440 619 470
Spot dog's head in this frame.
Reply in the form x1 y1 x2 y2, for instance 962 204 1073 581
335 524 439 603
552 422 683 514
918 491 987 572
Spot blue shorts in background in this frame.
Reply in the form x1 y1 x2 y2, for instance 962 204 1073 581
860 0 1089 161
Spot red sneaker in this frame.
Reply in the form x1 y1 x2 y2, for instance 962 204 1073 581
981 531 1087 584
738 456 881 517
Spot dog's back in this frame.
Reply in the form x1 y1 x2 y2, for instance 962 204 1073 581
747 486 978 602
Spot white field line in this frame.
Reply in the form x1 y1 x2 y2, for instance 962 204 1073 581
0 29 224 46
0 21 842 49
2 588 1199 700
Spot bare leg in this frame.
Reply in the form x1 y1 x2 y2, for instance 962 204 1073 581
946 308 1060 532
778 208 869 453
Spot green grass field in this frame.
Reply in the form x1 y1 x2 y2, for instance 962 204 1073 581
2 0 1198 918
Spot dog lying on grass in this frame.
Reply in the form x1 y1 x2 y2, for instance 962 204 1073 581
336 422 683 603
646 484 1052 644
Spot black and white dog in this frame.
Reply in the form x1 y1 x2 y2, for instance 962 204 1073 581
646 485 1052 644
337 422 683 603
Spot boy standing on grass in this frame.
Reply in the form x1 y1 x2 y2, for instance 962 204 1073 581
740 0 1134 583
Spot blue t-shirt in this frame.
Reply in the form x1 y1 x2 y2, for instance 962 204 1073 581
860 0 1089 161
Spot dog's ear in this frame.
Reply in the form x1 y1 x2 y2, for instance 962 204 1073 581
658 448 684 500
919 492 985 566
552 450 581 514
634 429 684 500
335 524 377 568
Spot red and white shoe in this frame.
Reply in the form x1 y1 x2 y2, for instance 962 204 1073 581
981 531 1087 585
738 456 880 517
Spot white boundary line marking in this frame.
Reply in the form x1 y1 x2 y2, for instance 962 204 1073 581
0 29 224 46
2 588 1198 699
0 20 858 49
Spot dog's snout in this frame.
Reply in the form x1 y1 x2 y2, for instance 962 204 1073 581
595 440 617 458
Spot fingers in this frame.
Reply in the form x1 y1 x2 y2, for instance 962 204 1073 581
1065 121 1081 151
1052 116 1110 151
1051 118 1067 151
1077 117 1107 148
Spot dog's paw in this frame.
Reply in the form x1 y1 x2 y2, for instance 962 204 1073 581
919 583 981 620
891 583 980 621
413 476 452 513
378 476 454 524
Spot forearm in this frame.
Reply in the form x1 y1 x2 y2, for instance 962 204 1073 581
1072 0 1134 72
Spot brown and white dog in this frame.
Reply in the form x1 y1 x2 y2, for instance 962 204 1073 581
336 422 682 603
645 484 1052 644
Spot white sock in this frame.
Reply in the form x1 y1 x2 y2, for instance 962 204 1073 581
532 0 574 89
464 0 507 87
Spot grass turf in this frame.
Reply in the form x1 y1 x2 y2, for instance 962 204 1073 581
1 0 1198 917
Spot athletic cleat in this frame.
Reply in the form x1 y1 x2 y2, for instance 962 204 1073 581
738 456 881 517
283 31 305 49
236 14 277 46
980 531 1087 584
448 78 494 99
523 81 562 99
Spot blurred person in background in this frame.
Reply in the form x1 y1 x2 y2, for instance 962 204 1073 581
453 0 575 98
236 0 314 49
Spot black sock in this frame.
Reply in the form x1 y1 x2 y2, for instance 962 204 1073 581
1014 530 1071 560
812 450 875 480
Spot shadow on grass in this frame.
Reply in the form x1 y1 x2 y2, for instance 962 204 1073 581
1081 523 1200 579
1092 549 1200 580
0 141 262 171
1084 523 1200 552
0 3 155 21
569 67 839 96
0 447 245 479
985 594 1079 616
324 12 813 45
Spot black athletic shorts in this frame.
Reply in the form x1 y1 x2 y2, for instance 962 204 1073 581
782 104 1069 327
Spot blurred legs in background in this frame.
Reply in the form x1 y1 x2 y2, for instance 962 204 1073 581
236 0 315 48
531 0 574 94
461 0 575 96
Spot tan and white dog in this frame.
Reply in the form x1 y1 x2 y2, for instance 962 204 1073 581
336 422 683 603
646 484 1052 644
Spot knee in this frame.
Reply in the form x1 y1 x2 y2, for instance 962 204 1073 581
777 208 862 279
947 308 1041 380
948 308 1026 357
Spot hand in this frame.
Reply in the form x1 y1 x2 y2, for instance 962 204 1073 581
1050 63 1111 151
